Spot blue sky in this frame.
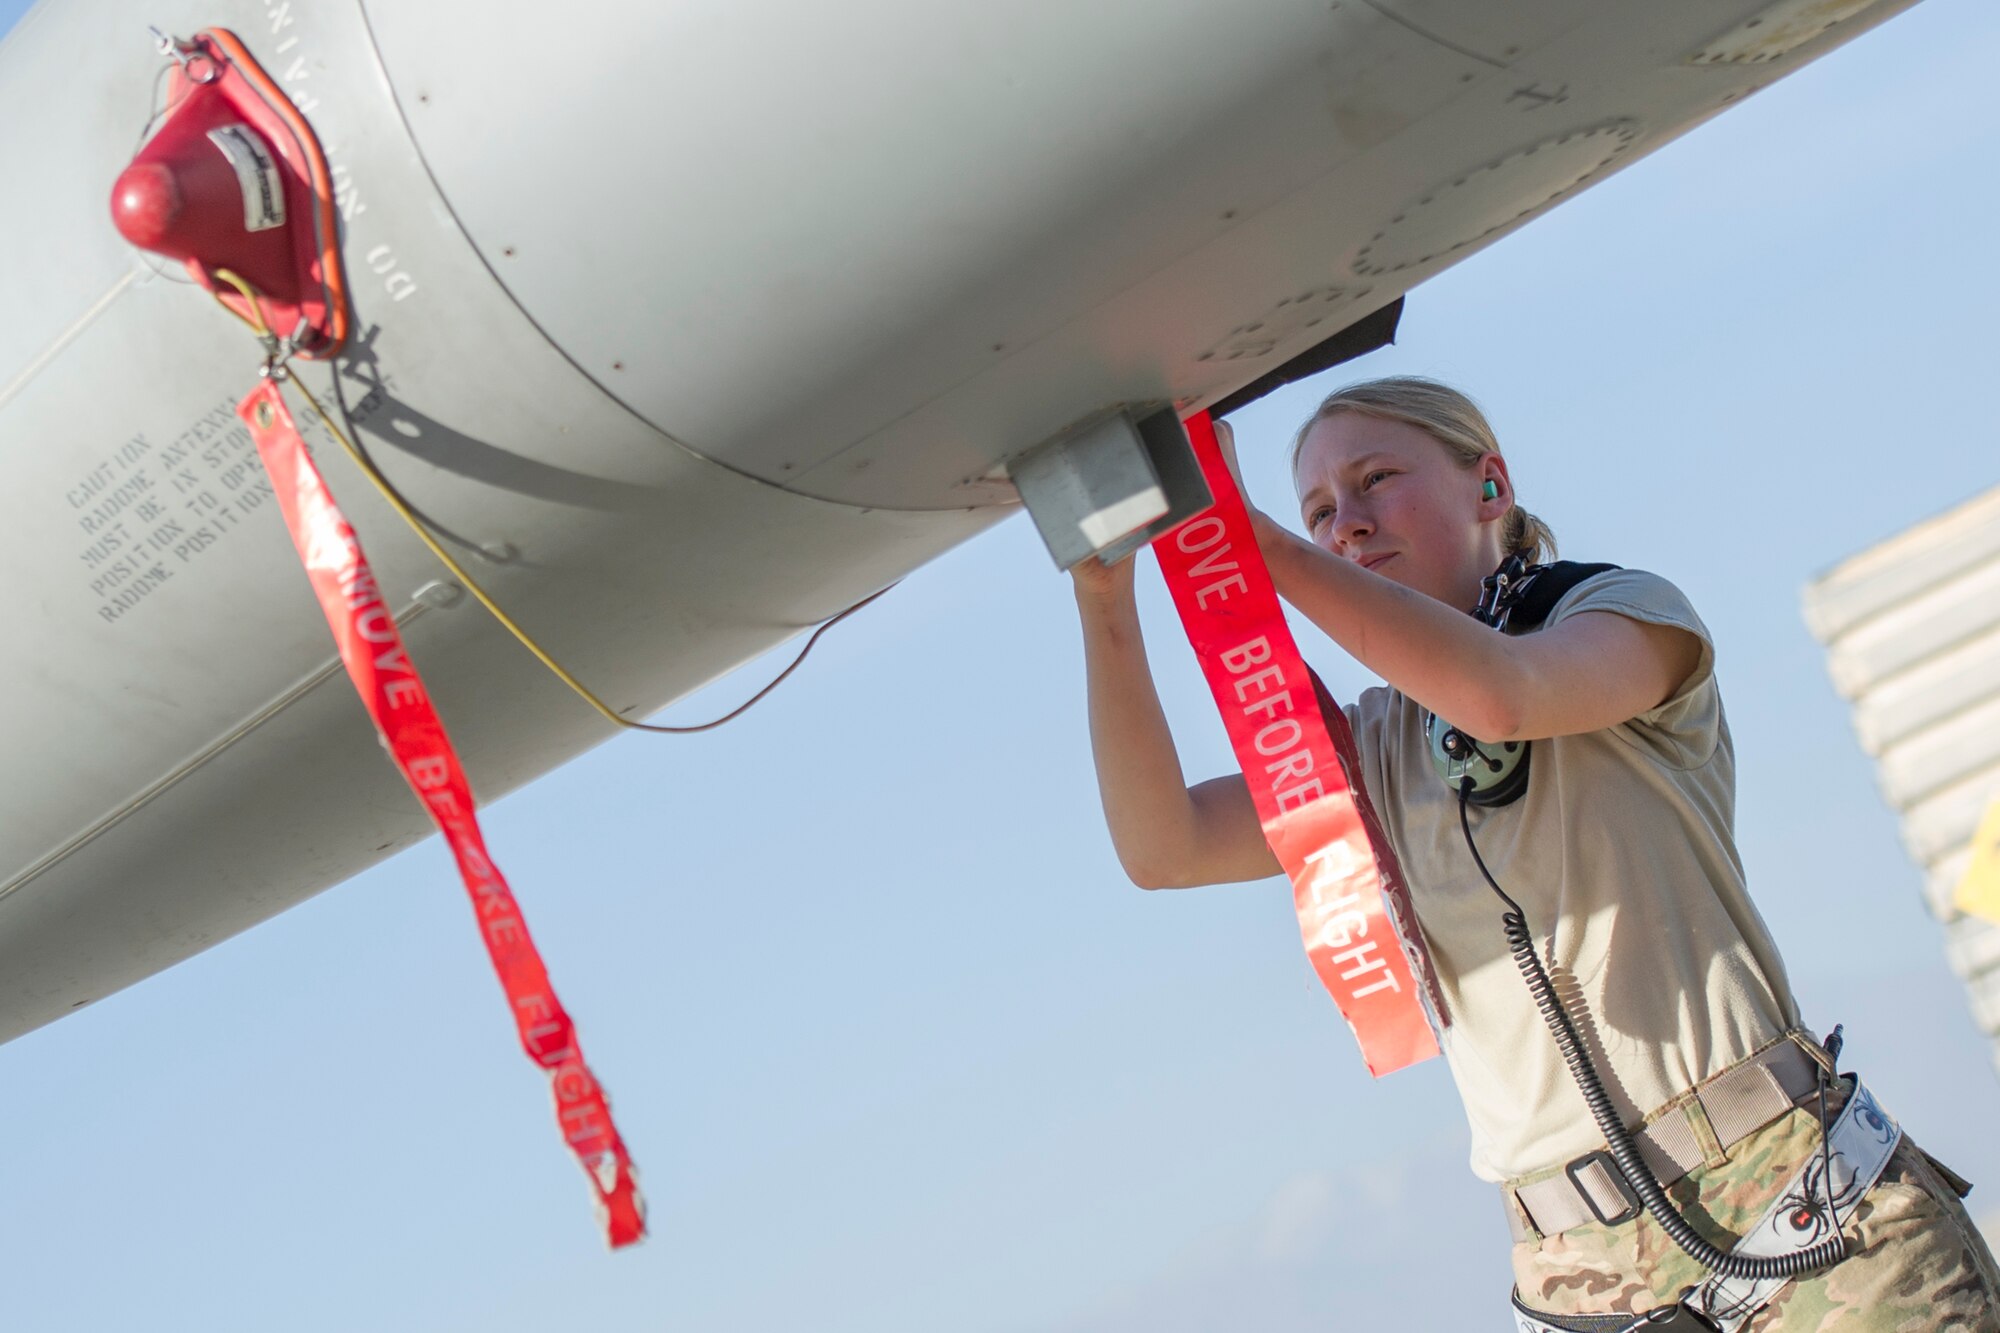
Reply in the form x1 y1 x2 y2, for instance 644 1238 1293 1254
4 2 1998 1330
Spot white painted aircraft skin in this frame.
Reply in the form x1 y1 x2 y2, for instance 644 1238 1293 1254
0 0 1922 1042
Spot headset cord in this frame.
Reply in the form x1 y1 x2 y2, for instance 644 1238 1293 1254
1455 782 1847 1282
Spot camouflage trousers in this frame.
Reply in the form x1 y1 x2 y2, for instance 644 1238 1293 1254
1511 1082 2000 1330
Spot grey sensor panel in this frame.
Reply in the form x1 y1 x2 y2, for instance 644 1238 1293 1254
1011 408 1213 570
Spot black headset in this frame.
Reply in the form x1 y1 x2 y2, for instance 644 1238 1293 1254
1421 556 1617 806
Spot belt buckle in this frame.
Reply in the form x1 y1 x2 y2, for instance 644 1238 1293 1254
1565 1149 1643 1227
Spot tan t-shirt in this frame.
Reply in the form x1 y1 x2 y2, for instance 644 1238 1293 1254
1342 568 1802 1183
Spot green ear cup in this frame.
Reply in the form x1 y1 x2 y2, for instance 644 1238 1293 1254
1425 712 1530 806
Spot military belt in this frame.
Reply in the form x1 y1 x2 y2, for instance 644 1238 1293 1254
1505 1038 1823 1242
1509 1075 1901 1333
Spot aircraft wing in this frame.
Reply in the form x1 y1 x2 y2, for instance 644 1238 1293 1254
0 0 1920 1041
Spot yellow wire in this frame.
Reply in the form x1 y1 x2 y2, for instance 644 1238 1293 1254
209 267 885 735
282 373 646 729
211 266 272 338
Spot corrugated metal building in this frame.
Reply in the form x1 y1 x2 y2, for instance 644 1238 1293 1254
1804 486 2000 1075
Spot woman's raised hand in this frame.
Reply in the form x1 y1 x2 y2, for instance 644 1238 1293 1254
1208 418 1298 569
1211 419 1249 500
1064 412 1286 891
1069 546 1138 604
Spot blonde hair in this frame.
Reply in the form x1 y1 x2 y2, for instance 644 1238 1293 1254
1291 375 1557 563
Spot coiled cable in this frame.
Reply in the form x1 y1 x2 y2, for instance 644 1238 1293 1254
1456 782 1846 1281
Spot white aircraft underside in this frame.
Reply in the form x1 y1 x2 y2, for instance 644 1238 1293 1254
0 0 1918 1042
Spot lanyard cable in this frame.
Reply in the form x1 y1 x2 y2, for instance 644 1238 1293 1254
209 268 894 735
1454 782 1848 1283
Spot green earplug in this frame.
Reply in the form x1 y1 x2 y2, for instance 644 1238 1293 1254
1482 480 1499 501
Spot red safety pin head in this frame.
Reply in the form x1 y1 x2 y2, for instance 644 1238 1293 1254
110 29 349 357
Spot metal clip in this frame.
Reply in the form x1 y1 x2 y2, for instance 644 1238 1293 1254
253 316 312 379
1619 1290 1724 1332
1475 553 1532 628
148 27 218 83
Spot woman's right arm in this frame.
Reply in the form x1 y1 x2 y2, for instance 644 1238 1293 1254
1073 556 1282 890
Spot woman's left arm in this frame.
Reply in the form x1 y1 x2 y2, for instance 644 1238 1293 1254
1252 513 1703 743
